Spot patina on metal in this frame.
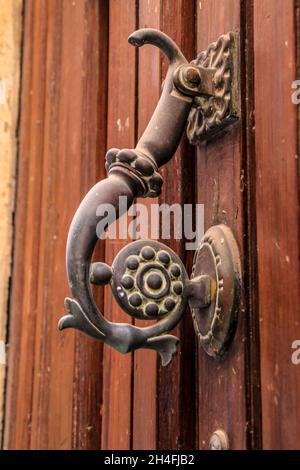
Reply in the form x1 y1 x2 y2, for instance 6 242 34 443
191 224 242 357
59 28 241 366
59 29 194 367
186 32 240 144
109 240 188 321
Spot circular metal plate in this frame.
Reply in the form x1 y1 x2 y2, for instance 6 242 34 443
111 240 188 320
191 224 242 357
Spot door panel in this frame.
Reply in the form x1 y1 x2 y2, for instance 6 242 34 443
196 0 249 450
4 0 107 449
157 0 197 450
132 0 161 451
253 0 300 449
101 0 137 451
3 0 300 451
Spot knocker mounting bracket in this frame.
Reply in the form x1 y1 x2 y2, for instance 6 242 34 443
174 32 240 144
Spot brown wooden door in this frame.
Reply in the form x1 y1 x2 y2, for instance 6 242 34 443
3 0 300 450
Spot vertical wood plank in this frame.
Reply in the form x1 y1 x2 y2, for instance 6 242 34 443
157 0 197 450
4 0 106 449
71 0 108 450
4 0 49 449
0 0 22 444
196 0 248 449
242 0 262 450
132 0 161 450
101 0 137 450
253 0 300 449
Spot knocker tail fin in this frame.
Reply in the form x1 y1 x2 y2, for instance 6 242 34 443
143 334 179 366
58 298 106 341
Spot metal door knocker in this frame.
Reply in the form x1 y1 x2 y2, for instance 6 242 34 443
58 28 241 366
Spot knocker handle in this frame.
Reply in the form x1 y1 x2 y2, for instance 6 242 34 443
59 29 195 366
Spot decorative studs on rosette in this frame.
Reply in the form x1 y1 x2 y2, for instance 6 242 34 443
109 240 188 321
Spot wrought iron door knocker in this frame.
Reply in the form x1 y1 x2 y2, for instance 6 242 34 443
59 28 241 366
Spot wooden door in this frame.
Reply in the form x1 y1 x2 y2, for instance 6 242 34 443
2 0 300 450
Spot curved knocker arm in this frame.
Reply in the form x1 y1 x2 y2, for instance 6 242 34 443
58 29 242 366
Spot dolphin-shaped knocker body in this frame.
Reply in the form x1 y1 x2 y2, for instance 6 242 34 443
58 29 194 366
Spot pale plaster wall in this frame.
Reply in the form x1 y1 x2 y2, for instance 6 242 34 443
0 0 22 442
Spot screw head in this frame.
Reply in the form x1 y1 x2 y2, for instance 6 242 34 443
184 66 201 85
209 430 229 450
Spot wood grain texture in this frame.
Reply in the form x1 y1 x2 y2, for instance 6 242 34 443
4 0 106 449
253 0 300 449
0 0 22 445
5 0 300 451
132 0 161 450
157 0 197 450
196 0 248 450
241 0 262 450
4 0 49 449
101 0 137 450
71 0 108 450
